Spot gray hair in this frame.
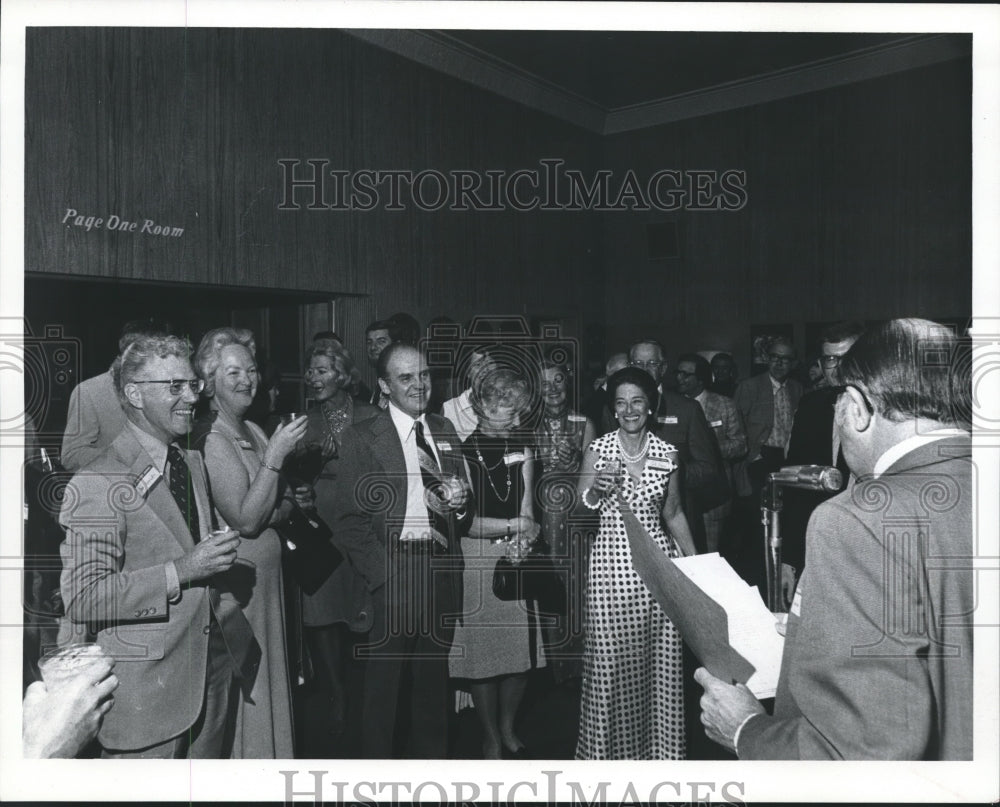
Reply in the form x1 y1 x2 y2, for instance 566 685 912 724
115 334 193 405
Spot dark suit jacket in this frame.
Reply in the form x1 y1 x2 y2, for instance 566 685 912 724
332 410 473 593
60 370 126 472
780 386 851 571
59 426 254 750
739 434 973 759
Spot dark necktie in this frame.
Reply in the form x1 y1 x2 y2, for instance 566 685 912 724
413 421 448 547
167 443 201 542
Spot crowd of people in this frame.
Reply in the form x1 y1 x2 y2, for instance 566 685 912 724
22 311 973 763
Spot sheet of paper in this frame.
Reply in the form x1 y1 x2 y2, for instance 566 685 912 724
674 554 785 698
622 508 784 698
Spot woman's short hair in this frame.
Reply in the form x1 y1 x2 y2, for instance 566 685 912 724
115 334 193 405
606 367 659 412
838 318 965 424
306 338 360 390
470 366 530 421
194 327 256 397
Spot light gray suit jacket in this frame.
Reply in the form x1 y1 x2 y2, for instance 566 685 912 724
739 433 973 759
59 426 255 750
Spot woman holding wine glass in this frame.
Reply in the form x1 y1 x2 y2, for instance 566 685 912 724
574 367 696 760
192 327 308 758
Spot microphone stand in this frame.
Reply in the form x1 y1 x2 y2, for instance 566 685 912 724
761 478 785 613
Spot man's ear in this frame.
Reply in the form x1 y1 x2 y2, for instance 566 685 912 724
838 386 873 434
123 382 143 410
377 377 391 397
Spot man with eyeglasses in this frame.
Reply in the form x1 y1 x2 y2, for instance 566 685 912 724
778 321 865 587
60 318 170 472
731 336 803 591
58 334 257 758
697 318 972 760
675 353 747 554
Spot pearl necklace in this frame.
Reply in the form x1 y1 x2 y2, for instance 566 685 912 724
617 430 649 463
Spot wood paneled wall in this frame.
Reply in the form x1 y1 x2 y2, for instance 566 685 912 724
599 59 972 367
26 29 970 375
26 28 604 331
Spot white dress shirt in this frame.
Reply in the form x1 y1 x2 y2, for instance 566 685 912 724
387 401 442 542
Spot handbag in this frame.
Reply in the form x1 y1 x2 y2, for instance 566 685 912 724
492 540 557 602
276 501 343 595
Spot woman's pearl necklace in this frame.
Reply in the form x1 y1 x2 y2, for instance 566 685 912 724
617 430 649 463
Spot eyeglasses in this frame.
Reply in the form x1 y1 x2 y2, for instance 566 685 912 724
833 383 875 415
675 369 696 377
630 360 664 369
767 353 794 364
820 354 842 368
132 378 205 396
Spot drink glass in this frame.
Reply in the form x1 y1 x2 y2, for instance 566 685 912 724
437 473 466 507
605 458 624 489
38 643 106 690
281 412 303 426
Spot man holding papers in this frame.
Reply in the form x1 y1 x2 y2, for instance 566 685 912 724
696 319 973 760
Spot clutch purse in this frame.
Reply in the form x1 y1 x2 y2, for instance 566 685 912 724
276 502 343 595
492 540 556 602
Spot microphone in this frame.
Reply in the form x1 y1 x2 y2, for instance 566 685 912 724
769 464 843 492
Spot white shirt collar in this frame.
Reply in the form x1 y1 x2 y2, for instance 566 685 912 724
387 400 428 442
769 374 785 391
872 428 969 478
125 420 169 472
694 389 709 406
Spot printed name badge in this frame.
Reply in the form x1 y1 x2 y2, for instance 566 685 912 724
435 441 452 453
646 457 674 473
503 451 527 466
134 465 163 498
710 419 723 428
657 415 679 424
568 413 586 422
790 580 804 617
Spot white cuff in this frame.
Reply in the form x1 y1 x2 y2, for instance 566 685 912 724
165 562 181 603
733 712 758 757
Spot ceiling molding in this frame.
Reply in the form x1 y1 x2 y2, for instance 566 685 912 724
344 30 970 136
603 34 971 134
345 29 606 133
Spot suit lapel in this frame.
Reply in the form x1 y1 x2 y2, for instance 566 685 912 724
110 429 195 553
370 413 408 515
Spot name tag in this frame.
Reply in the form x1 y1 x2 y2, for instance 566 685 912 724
236 439 254 450
710 419 723 428
790 579 804 616
646 457 675 473
657 415 679 425
435 441 452 453
134 465 162 498
504 451 527 466
568 413 586 422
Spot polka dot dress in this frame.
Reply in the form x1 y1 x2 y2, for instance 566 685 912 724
575 431 686 760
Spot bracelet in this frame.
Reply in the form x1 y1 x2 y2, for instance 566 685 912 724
260 460 282 474
581 487 602 510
